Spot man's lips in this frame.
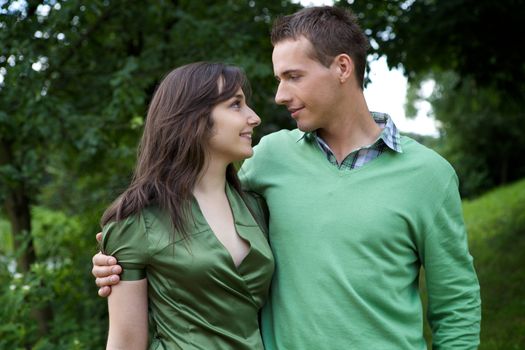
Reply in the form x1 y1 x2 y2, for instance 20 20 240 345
288 107 304 118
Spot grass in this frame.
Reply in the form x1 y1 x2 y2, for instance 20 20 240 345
421 178 525 349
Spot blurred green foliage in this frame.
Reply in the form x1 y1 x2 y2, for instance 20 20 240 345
0 208 106 349
1 0 301 225
0 218 12 251
424 72 524 197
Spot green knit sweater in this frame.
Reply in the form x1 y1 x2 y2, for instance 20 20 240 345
239 129 481 350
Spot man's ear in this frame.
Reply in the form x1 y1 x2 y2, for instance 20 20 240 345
333 54 354 84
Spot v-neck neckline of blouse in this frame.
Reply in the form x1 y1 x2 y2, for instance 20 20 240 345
192 183 254 272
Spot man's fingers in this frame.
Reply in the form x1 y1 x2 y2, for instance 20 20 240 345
92 252 118 267
95 275 120 288
98 286 112 298
96 232 103 243
92 263 122 278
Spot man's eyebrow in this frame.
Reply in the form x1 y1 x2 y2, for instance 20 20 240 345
275 69 302 79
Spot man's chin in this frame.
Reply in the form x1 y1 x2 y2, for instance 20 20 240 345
296 122 316 132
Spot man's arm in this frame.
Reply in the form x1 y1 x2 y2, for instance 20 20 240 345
106 279 148 350
422 177 481 349
93 232 123 297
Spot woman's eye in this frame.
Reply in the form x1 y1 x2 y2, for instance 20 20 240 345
230 100 241 109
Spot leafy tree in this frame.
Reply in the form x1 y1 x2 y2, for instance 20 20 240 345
419 71 524 196
340 0 525 195
0 0 299 346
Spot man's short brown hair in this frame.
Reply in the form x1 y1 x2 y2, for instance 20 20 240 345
271 6 369 89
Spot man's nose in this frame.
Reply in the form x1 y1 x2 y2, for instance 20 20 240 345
274 82 290 105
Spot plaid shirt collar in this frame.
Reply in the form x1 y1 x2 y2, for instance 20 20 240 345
298 112 403 170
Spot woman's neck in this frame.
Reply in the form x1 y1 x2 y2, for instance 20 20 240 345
193 158 228 196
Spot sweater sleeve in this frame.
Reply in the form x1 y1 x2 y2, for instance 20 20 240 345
239 159 255 192
420 175 481 349
239 139 266 193
242 191 270 239
101 213 148 281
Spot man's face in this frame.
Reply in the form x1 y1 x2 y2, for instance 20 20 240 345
272 36 341 132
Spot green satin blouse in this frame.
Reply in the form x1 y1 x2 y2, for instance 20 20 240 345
102 184 274 349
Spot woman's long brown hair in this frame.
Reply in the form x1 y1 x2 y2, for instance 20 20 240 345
100 62 250 241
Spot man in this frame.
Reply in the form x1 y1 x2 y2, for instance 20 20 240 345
93 6 481 349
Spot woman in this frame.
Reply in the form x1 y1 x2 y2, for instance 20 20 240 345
101 62 274 349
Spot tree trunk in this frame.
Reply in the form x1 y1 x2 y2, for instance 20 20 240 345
4 189 35 271
500 156 508 185
3 187 54 337
1 142 53 338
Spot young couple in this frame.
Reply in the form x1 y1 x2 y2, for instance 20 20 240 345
93 6 481 350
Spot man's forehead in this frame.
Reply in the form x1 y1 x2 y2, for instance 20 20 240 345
272 39 317 76
272 37 310 55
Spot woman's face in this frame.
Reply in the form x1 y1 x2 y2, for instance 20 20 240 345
208 88 261 164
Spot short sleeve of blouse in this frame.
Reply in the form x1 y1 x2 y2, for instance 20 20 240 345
101 213 148 281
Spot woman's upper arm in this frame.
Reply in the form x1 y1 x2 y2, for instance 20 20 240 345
101 214 148 281
106 279 149 350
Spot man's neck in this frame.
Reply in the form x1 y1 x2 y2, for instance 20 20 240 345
317 94 381 164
